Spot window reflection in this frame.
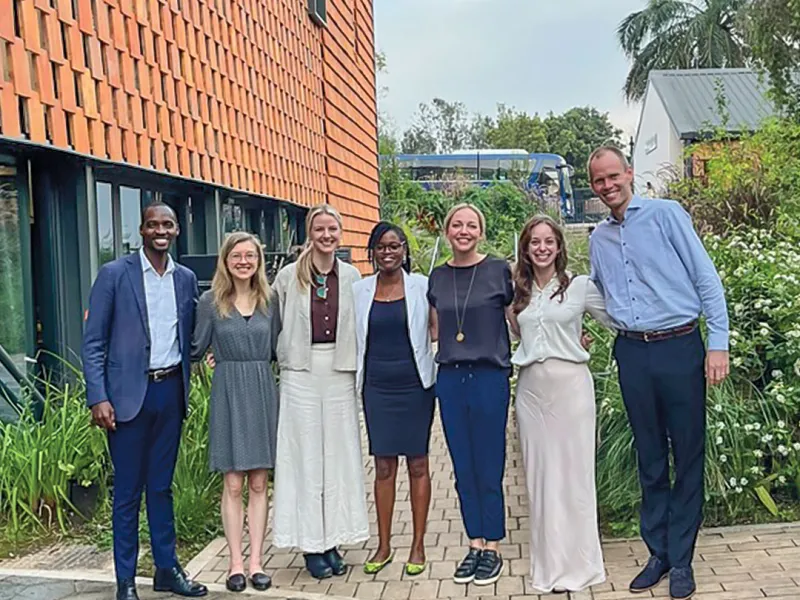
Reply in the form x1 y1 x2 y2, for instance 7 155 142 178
96 181 114 266
0 170 26 356
120 186 141 254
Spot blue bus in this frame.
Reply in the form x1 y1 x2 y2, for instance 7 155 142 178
381 149 576 218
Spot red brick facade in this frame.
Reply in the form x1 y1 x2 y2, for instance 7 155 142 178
0 0 379 264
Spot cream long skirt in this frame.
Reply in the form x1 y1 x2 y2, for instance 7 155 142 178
271 344 370 553
516 358 606 593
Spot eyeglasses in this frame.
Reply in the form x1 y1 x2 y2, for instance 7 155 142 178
314 273 328 300
375 243 405 254
229 252 258 262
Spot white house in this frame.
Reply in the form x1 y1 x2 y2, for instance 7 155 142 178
632 68 776 195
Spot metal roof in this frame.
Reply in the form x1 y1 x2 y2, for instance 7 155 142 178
648 68 777 139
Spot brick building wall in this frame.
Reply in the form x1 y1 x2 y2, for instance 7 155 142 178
0 0 379 265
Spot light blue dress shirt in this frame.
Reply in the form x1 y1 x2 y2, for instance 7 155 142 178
589 195 729 351
139 248 182 369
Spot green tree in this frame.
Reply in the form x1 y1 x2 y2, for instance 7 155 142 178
747 0 800 120
400 98 489 154
485 105 550 152
543 107 623 186
617 0 750 102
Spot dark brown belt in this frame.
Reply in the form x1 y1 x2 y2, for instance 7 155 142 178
618 320 698 343
149 364 181 382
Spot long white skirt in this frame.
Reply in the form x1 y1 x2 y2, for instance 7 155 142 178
272 344 370 553
516 358 606 593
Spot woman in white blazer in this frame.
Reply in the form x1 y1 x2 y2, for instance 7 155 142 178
353 222 437 577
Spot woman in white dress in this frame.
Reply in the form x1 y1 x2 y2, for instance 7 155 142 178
271 204 369 579
508 215 612 595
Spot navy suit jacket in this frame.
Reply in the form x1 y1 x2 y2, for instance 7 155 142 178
81 252 199 423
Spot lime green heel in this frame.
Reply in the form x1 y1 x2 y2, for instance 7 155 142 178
404 562 427 576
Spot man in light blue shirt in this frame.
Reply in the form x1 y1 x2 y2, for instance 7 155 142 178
588 146 729 600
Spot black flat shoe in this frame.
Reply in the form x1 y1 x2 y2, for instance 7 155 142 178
116 579 139 600
303 553 333 579
153 566 208 597
249 572 272 591
225 573 246 592
322 547 347 576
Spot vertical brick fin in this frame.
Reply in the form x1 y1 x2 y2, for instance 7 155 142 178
0 0 379 266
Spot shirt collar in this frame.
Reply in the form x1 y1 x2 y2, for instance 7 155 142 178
607 194 645 224
139 247 175 275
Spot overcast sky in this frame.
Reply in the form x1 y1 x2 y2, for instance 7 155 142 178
375 0 646 141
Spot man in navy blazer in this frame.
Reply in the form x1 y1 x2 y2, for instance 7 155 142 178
82 202 207 600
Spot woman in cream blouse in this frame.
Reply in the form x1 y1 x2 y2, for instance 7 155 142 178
508 215 612 595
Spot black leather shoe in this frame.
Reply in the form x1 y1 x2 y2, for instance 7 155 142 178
303 553 333 579
453 548 483 584
116 579 139 600
322 547 347 576
669 566 696 599
249 572 272 591
153 566 208 597
473 550 503 586
630 556 669 593
225 573 246 592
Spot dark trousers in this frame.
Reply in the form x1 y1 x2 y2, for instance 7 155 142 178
437 363 509 542
108 375 184 581
614 329 706 568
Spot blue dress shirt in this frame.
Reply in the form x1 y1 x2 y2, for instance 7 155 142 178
589 195 729 351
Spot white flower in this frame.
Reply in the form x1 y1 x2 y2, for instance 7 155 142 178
733 357 743 367
720 454 728 463
778 420 786 429
762 434 774 443
772 370 783 379
729 477 737 487
714 403 723 412
735 486 743 494
778 445 789 456
717 422 726 430
793 443 800 451
753 449 764 458
777 394 786 404
740 477 748 486
716 436 724 446
734 303 745 314
750 466 761 474
745 424 754 432
730 339 738 347
779 475 787 484
754 423 762 431
760 328 770 336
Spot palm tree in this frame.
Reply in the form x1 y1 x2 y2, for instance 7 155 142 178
618 0 750 102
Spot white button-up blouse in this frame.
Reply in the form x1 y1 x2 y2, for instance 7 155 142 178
511 274 613 367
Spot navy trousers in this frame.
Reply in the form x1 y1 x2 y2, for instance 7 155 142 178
437 363 510 542
108 374 184 581
614 329 706 568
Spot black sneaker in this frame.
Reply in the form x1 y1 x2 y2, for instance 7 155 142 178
453 548 482 584
473 549 503 586
629 556 669 593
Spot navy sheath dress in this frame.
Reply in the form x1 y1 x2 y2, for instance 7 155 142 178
363 298 435 457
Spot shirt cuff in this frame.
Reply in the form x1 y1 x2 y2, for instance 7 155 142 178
707 331 729 352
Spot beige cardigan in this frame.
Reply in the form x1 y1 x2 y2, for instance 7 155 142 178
272 259 361 372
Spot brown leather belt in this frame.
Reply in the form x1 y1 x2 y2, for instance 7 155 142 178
618 320 698 343
149 364 181 382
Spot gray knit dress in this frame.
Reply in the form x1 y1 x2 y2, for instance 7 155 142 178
191 290 281 473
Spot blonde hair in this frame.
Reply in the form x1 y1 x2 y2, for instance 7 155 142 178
295 204 344 289
211 232 271 319
443 203 486 237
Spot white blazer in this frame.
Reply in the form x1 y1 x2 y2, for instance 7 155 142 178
353 270 437 394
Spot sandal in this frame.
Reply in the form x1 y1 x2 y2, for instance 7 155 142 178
363 550 395 575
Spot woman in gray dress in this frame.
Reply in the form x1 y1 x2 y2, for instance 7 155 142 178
192 231 279 593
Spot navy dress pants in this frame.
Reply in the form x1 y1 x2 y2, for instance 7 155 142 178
437 363 510 542
614 329 706 568
108 374 183 581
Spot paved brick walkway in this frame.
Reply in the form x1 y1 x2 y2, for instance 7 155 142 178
187 409 800 599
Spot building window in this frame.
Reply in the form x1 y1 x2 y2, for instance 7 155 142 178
119 186 142 255
307 0 326 26
96 181 114 266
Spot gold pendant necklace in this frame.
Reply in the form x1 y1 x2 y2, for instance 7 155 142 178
453 264 478 343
